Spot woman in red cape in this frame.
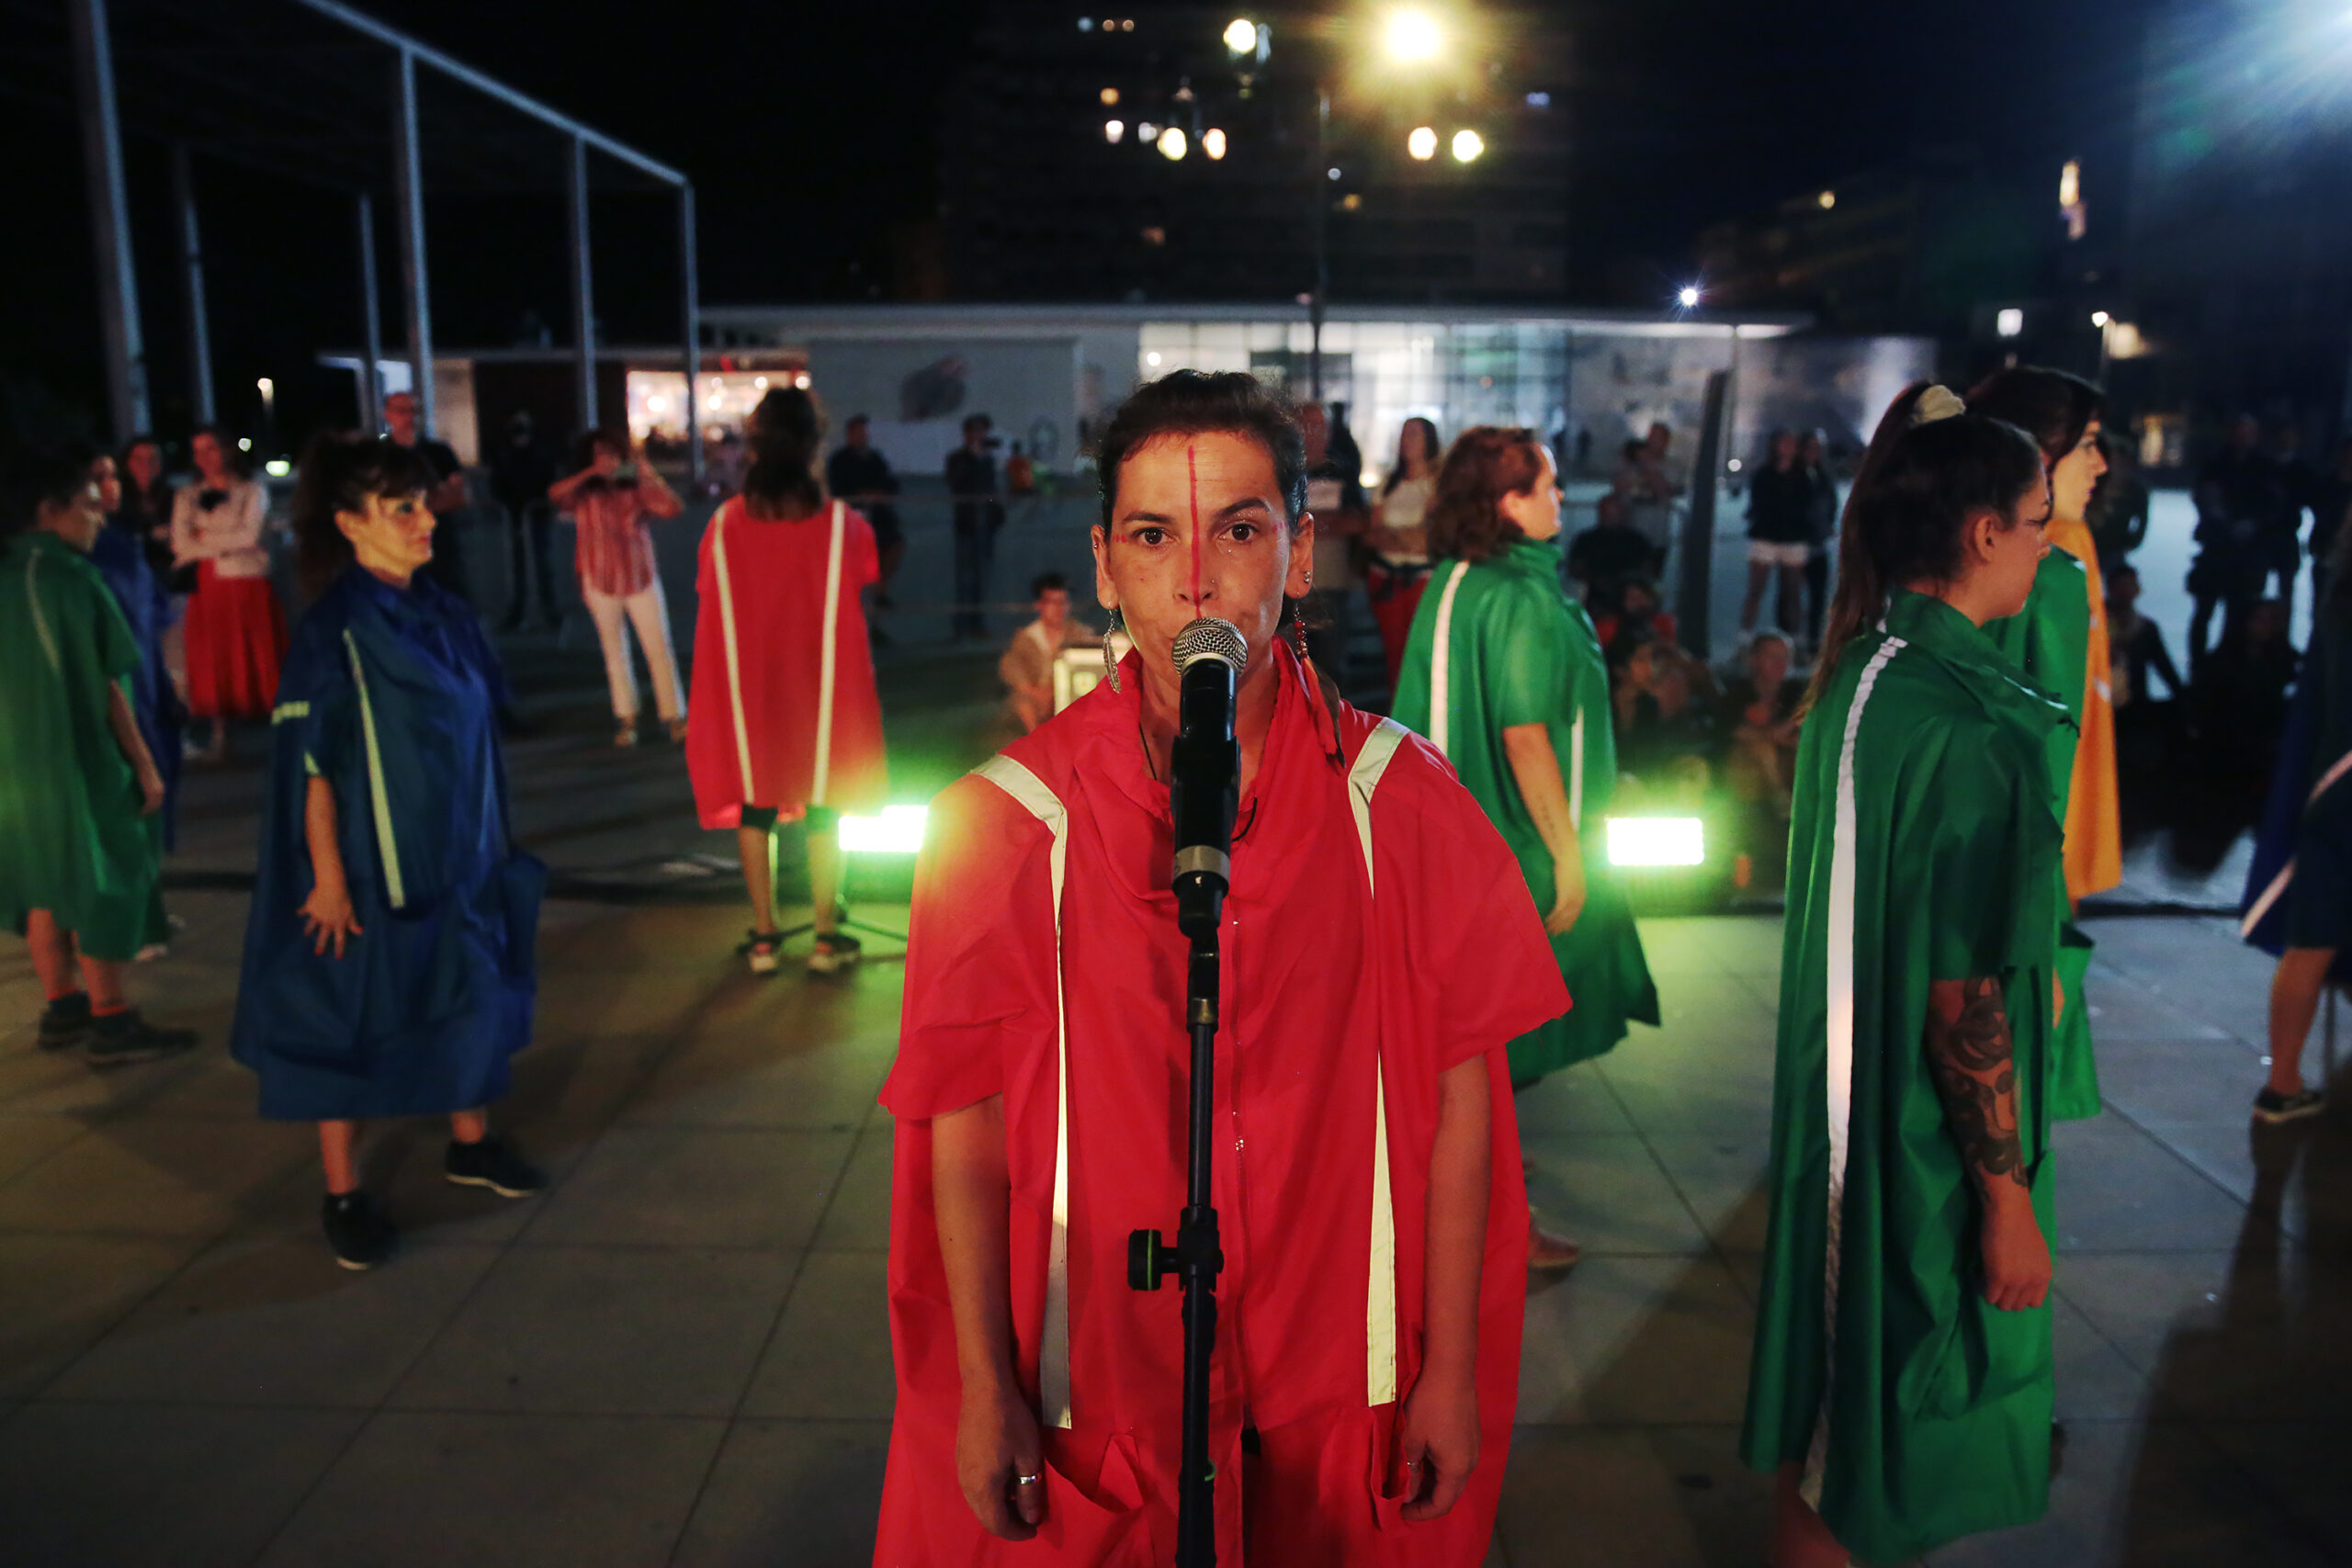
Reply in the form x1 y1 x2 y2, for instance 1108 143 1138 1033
685 388 887 976
876 372 1568 1565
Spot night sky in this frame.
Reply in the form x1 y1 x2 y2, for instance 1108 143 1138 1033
5 0 2144 446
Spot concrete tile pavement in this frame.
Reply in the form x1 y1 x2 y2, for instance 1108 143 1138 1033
4 859 2347 1565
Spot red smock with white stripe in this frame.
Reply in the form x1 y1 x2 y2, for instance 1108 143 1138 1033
685 498 887 828
875 640 1568 1564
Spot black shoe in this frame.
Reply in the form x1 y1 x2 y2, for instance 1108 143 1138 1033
84 1009 198 1067
2253 1086 2326 1124
37 993 92 1051
322 1191 398 1270
808 931 863 976
445 1134 546 1198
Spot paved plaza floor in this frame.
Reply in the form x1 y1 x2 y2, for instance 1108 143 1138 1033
4 626 2348 1565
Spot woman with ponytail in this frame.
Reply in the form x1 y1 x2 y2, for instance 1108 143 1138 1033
684 387 888 976
1743 386 2066 1567
1971 367 2120 1123
232 434 548 1271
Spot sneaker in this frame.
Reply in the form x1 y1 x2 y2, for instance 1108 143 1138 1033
2253 1086 2326 1124
36 993 92 1051
1528 1213 1581 1272
84 1009 198 1067
444 1134 547 1198
322 1191 398 1270
808 931 863 976
741 929 782 977
665 716 689 744
614 722 640 749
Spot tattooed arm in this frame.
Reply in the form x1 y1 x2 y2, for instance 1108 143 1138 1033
1925 977 2052 1312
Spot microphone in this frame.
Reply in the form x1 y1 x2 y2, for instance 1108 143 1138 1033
1169 617 1246 940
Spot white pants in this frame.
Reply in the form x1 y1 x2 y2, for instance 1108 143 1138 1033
583 580 684 722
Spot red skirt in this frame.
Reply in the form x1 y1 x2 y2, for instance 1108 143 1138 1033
185 562 288 719
1363 560 1430 694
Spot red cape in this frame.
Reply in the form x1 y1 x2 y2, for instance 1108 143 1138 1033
876 642 1568 1564
685 498 887 828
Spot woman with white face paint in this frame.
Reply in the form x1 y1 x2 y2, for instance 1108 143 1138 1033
1742 384 2065 1568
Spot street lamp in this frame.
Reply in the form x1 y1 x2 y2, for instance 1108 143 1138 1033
1203 128 1228 160
1450 128 1484 163
1105 119 1125 143
1223 17 1257 52
1678 285 1702 309
1382 6 1444 63
1408 125 1438 160
1159 125 1188 160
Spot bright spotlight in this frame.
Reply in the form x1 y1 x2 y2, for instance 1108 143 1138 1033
1383 7 1444 62
1996 307 2024 338
1158 125 1187 160
1147 351 1163 367
237 436 253 451
753 376 768 389
1105 118 1125 143
838 804 929 855
1223 17 1257 51
1203 127 1227 160
648 393 668 413
256 376 274 396
1607 817 1705 868
1817 189 1836 209
264 457 292 478
2091 310 2110 327
1677 285 1702 309
1101 86 1120 106
1408 125 1438 160
793 372 811 389
1138 121 1159 141
1450 128 1484 163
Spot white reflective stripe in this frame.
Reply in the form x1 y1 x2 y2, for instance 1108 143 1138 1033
1347 717 1408 1405
972 753 1075 1430
1804 631 1905 1504
343 629 406 911
2238 746 2352 937
1426 561 1472 757
272 701 311 723
811 501 844 805
709 506 757 803
1568 710 1586 832
25 553 60 674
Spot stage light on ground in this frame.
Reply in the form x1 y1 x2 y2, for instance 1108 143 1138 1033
1996 307 2024 338
1451 129 1484 162
1384 7 1444 63
1204 127 1227 159
1158 125 1187 159
1678 285 1702 308
238 437 253 451
265 458 292 478
1224 17 1257 52
1607 817 1705 868
1105 118 1125 143
839 805 929 854
2092 310 2110 327
1408 125 1438 160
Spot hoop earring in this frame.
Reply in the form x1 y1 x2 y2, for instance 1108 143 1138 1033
1102 607 1124 694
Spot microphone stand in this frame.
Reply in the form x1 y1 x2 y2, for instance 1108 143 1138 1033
1128 626 1240 1568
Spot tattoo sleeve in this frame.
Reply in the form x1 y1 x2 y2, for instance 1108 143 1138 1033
1924 976 2028 1192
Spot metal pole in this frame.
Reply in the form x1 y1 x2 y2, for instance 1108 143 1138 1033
170 144 215 426
356 193 384 432
567 135 598 433
390 48 435 435
681 183 704 488
1309 86 1329 400
68 0 149 439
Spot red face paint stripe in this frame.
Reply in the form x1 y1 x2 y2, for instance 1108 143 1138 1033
1187 443 1203 622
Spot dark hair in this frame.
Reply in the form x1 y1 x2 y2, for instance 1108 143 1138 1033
1031 570 1069 598
1807 384 2047 706
1095 370 1308 536
1 445 96 537
846 412 870 426
290 433 436 599
963 412 992 436
571 428 625 469
1385 416 1442 496
1966 366 2106 474
189 423 247 479
743 387 825 520
1427 425 1544 563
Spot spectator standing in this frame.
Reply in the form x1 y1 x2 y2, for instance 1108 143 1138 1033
2089 433 2152 572
1612 421 1680 553
825 414 905 609
488 410 560 631
1326 400 1368 507
2188 414 2279 671
88 452 184 948
2266 422 2317 605
2310 436 2352 605
1798 430 1838 649
0 448 193 1065
1363 415 1442 691
171 424 284 763
383 389 470 601
687 388 888 977
119 434 175 579
1393 425 1660 1271
232 435 548 1269
1297 400 1368 683
548 432 688 748
1741 430 1812 636
945 412 1003 639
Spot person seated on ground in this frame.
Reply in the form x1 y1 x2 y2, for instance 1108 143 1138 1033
1613 633 1718 796
0 447 196 1067
997 570 1099 736
2107 562 2184 838
1595 575 1681 672
1716 628 1805 821
1567 491 1665 615
2107 563 2182 719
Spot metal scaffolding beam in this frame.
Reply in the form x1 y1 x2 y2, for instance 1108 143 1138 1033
681 183 702 486
171 143 214 425
568 135 597 432
68 0 149 439
355 191 384 433
390 47 433 434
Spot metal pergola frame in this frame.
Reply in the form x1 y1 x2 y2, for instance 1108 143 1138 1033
48 0 702 480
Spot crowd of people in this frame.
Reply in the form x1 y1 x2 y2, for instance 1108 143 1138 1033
8 353 2352 1565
